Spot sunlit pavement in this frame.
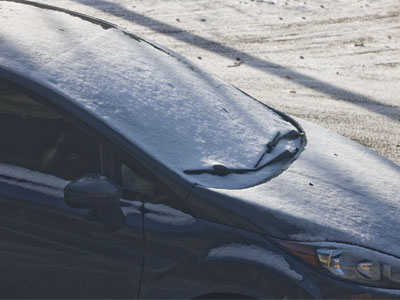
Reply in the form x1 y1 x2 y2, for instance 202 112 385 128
33 0 400 165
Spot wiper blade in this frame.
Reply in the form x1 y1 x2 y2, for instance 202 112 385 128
184 148 299 176
254 131 280 168
184 129 302 176
184 164 251 176
258 147 298 168
254 130 301 168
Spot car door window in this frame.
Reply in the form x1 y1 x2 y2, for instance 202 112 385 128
120 162 171 203
121 163 156 199
0 81 101 181
118 159 185 210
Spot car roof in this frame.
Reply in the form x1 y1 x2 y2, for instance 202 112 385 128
0 1 303 189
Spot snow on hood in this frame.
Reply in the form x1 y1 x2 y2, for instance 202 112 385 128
0 2 301 189
211 119 400 257
207 243 303 281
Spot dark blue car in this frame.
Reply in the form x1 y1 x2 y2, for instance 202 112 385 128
0 0 399 298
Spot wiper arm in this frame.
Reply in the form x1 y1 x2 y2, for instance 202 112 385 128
184 129 302 176
184 148 299 176
254 130 301 168
254 131 280 168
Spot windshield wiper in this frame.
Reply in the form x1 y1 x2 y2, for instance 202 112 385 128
184 129 302 176
184 148 299 176
254 130 301 168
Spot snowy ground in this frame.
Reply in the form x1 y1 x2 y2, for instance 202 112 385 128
33 0 400 165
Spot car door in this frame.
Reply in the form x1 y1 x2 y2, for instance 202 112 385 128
0 80 143 298
113 145 304 299
111 151 202 299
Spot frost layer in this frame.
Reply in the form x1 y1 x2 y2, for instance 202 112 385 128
0 2 299 189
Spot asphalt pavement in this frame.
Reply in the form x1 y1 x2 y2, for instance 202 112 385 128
34 0 400 165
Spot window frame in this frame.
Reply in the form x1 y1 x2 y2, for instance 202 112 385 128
0 77 108 183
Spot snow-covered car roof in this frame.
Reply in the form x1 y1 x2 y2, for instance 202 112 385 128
0 1 304 189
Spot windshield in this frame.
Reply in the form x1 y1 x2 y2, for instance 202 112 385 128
1 3 306 189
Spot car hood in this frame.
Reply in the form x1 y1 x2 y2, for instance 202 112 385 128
187 119 400 257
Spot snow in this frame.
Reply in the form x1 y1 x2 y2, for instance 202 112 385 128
1 0 399 261
211 119 400 258
0 163 69 197
207 243 303 281
120 200 195 225
120 199 142 216
0 163 192 226
0 2 102 74
0 2 302 189
29 0 400 166
144 203 195 225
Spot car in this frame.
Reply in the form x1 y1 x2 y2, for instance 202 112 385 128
0 0 400 299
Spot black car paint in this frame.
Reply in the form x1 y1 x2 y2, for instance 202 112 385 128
185 185 300 239
1 1 399 299
140 212 309 299
0 180 143 298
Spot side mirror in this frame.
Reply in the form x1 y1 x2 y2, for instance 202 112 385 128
64 174 125 231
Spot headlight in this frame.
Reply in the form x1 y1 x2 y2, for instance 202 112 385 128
276 240 400 289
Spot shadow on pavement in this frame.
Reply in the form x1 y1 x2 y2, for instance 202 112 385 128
72 0 399 122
